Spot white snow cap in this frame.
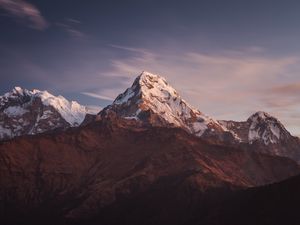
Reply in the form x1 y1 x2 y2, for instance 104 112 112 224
2 87 88 126
36 91 87 126
248 111 282 145
112 71 228 137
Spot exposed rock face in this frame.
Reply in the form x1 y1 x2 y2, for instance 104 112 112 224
220 111 300 163
100 71 237 143
97 72 300 163
0 87 88 140
0 117 299 225
0 72 300 225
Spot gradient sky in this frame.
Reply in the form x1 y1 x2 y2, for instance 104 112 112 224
1 0 300 136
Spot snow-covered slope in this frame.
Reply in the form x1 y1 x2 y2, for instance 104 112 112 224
0 87 89 140
101 71 236 142
220 111 300 163
247 111 285 145
219 111 292 145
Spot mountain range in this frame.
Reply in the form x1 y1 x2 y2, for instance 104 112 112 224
0 71 300 225
0 87 98 140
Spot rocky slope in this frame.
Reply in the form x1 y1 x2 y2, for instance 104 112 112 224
100 71 238 143
0 87 90 140
195 172 300 225
96 71 300 163
220 111 300 163
1 73 300 225
0 116 299 225
75 162 300 225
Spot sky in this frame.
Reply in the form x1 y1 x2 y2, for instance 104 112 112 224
0 0 300 136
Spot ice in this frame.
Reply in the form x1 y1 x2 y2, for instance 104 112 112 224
4 106 28 117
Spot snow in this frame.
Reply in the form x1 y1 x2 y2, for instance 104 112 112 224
248 128 260 143
4 106 28 117
1 87 88 126
40 110 53 120
219 120 242 142
248 111 281 145
0 87 88 132
110 71 230 137
0 87 90 140
138 72 199 126
114 88 135 105
31 90 86 126
192 122 208 136
0 126 12 139
12 87 25 95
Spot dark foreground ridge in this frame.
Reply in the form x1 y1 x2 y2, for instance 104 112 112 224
0 116 299 225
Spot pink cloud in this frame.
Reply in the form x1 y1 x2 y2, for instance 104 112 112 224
0 0 48 30
101 45 300 135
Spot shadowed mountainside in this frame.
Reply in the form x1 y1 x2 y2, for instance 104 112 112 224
0 116 299 225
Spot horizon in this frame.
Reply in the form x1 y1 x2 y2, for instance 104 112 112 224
1 0 300 136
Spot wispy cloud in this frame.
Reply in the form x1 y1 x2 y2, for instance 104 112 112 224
109 44 155 56
86 105 102 114
0 0 48 30
56 18 85 39
101 44 300 135
4 41 299 135
81 92 114 101
270 83 300 95
66 18 82 24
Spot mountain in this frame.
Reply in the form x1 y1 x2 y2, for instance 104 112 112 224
220 111 300 163
0 87 90 140
100 71 238 143
208 173 300 225
1 72 300 225
96 71 300 163
0 116 299 225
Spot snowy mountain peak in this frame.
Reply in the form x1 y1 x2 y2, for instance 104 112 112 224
114 71 180 106
103 71 235 140
219 112 300 162
12 86 25 95
114 71 198 116
248 111 273 121
247 111 287 145
3 87 87 126
0 87 90 140
138 71 181 102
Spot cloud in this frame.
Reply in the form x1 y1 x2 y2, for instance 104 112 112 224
100 44 300 135
4 40 299 135
270 83 300 95
66 18 82 24
0 0 48 30
56 18 86 39
109 44 155 56
260 82 300 109
86 105 102 114
81 92 115 101
258 82 300 136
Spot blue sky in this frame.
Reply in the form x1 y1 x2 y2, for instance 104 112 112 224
0 0 300 135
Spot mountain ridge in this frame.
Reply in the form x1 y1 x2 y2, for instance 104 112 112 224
0 116 299 225
0 86 91 140
0 72 300 225
96 71 300 163
1 73 299 165
99 71 238 143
